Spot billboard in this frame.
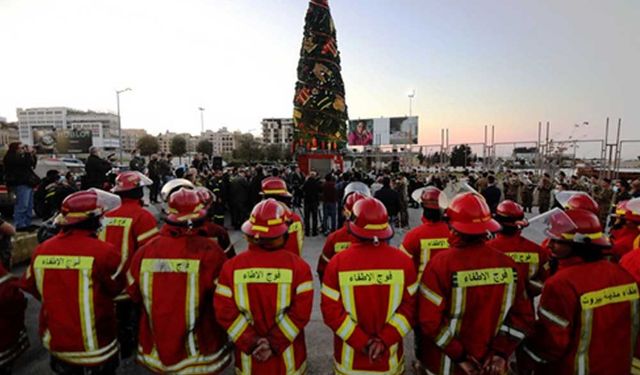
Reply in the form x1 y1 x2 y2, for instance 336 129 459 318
347 116 418 146
347 119 373 146
33 128 93 154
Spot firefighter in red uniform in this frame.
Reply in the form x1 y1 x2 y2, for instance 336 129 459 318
519 208 639 375
620 200 640 374
418 192 534 375
610 199 640 260
127 188 231 374
195 187 236 258
488 200 548 300
321 197 417 374
401 186 450 280
214 199 313 374
260 177 304 256
99 171 159 359
22 189 124 374
0 264 28 375
316 191 366 281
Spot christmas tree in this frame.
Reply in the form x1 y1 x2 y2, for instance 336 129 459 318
293 0 348 153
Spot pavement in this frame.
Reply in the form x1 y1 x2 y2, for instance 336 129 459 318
9 204 425 375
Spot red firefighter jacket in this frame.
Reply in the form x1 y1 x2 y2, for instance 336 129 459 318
99 198 158 281
214 244 313 375
609 225 640 260
198 221 236 258
418 241 534 375
522 257 639 375
400 220 450 280
617 251 640 374
317 225 358 281
321 242 417 375
0 265 28 368
127 225 231 374
283 212 304 256
22 229 124 366
488 232 549 299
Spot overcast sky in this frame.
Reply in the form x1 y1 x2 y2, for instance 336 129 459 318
1 0 638 150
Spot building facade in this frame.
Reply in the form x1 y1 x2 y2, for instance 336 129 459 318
261 118 294 145
201 127 236 156
0 118 19 149
156 131 197 155
121 128 148 152
16 107 120 151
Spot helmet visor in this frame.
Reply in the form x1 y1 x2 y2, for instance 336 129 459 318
521 208 577 245
89 188 122 213
343 182 371 202
554 190 588 209
160 178 195 202
411 187 449 210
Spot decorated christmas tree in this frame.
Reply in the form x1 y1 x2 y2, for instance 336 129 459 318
292 0 348 153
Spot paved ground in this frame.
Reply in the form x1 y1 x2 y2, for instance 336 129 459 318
10 205 425 374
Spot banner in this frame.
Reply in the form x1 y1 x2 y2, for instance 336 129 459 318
33 129 93 154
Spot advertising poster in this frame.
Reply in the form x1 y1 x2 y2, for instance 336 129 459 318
33 129 93 154
347 119 374 146
389 116 418 144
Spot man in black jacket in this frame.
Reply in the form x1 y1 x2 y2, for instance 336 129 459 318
302 170 322 236
374 177 400 225
3 142 38 231
83 147 112 189
481 175 502 214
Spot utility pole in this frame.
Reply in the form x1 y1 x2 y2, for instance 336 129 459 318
408 90 415 117
198 107 205 134
116 87 132 164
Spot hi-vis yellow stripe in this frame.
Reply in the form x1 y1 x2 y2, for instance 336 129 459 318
506 252 540 264
141 259 199 273
99 216 133 278
339 270 404 286
34 256 94 270
455 268 514 288
234 268 293 284
334 242 351 253
580 283 639 310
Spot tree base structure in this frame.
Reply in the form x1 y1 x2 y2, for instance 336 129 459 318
297 152 343 175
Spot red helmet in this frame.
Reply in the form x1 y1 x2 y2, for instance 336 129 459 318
347 197 393 241
260 177 292 198
343 192 367 217
195 187 216 208
112 171 153 193
55 189 121 226
548 208 610 247
495 200 526 227
447 192 501 235
166 188 208 224
622 198 640 223
242 199 290 239
556 191 599 214
421 187 442 210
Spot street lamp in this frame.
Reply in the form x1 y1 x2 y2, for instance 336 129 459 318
198 107 205 134
116 87 132 164
408 90 415 117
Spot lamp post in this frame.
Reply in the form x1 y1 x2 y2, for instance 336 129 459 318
116 87 132 164
198 107 205 134
408 90 415 117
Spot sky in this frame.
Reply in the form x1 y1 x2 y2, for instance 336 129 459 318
0 0 638 156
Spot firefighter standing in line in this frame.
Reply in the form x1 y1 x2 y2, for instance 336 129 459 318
127 188 231 373
316 191 367 281
321 197 417 374
99 171 159 359
0 263 28 375
195 187 236 258
418 192 534 375
22 189 124 375
214 199 313 374
260 177 305 257
610 199 640 260
488 200 549 301
399 186 450 372
519 208 639 374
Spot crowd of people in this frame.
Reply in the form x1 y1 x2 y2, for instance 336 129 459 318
2 147 640 374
